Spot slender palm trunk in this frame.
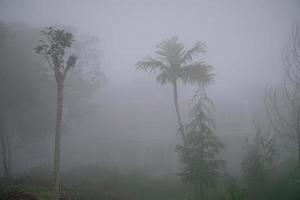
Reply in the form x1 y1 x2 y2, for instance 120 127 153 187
172 80 185 144
54 81 63 200
296 106 300 175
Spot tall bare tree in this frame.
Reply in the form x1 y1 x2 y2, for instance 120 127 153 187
265 24 300 174
136 36 213 144
35 27 77 200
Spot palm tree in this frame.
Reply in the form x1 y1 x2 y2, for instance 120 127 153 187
136 36 213 143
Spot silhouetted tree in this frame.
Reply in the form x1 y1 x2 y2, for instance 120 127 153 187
224 177 247 200
176 90 224 200
241 124 277 200
0 118 11 180
136 36 213 144
0 22 54 179
265 24 300 174
63 33 105 136
35 26 77 200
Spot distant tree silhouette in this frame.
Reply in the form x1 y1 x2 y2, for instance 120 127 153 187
241 124 277 200
177 90 224 200
136 36 213 144
35 26 77 200
0 23 54 180
265 24 300 174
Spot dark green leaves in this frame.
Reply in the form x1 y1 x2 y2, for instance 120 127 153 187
35 26 77 81
67 54 77 68
35 26 76 72
177 94 224 186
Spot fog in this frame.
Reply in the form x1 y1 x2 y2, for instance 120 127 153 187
0 0 300 199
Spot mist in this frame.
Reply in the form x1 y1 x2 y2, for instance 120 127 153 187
0 0 300 199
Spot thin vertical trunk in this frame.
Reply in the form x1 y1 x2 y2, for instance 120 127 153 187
172 80 185 143
296 106 300 175
199 183 204 200
193 183 204 200
54 81 63 200
0 119 11 180
193 183 197 200
0 129 10 179
6 126 11 178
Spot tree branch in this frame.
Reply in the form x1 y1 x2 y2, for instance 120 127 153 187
46 56 55 71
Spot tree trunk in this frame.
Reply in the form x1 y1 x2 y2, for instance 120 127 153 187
296 106 300 175
54 81 63 200
193 183 204 200
193 183 198 200
199 183 204 200
172 80 185 143
0 119 11 180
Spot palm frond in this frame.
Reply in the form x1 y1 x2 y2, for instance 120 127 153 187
136 36 214 88
181 42 206 64
156 36 185 67
136 57 168 73
157 36 180 53
179 62 214 86
156 70 173 85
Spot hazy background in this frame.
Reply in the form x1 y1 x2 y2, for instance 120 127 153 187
1 0 300 177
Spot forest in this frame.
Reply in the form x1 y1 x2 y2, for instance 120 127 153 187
0 0 300 200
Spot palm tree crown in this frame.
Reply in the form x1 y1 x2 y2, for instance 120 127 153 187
136 36 214 143
136 36 214 87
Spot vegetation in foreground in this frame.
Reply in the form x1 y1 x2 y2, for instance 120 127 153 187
0 164 299 200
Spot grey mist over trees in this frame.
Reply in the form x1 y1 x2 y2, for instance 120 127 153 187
265 25 300 175
0 0 300 200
